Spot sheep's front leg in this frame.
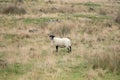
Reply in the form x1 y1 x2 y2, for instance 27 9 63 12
56 46 58 52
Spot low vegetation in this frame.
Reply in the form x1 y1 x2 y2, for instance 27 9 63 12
115 10 120 24
0 0 120 80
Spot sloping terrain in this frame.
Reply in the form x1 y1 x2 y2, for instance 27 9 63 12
0 0 120 80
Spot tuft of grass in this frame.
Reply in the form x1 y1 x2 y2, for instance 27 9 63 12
85 51 120 74
59 26 71 36
1 0 26 14
2 4 26 14
99 8 108 15
52 26 71 36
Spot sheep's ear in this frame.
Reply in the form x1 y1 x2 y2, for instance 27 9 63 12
52 35 55 37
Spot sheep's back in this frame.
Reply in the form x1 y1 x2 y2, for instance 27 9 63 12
53 38 71 47
62 38 71 46
53 38 64 46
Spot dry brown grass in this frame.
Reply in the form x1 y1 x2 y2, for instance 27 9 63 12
115 10 120 24
1 0 26 14
0 0 120 80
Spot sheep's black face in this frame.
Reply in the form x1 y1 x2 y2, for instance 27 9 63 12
49 35 55 40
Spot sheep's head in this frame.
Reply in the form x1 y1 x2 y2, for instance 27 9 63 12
49 34 55 40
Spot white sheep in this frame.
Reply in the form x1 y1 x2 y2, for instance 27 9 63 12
49 34 71 53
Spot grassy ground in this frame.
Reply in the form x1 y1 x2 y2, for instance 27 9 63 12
0 0 120 80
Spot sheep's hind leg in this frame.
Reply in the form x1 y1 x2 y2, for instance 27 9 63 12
67 47 70 53
56 46 58 52
67 46 71 53
69 46 71 52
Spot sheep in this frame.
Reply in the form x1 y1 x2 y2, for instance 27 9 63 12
49 34 71 53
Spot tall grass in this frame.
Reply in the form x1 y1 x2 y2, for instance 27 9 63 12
52 26 71 36
0 0 120 80
1 0 26 14
83 39 120 74
115 10 120 24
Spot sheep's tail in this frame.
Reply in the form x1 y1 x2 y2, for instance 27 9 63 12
68 40 71 46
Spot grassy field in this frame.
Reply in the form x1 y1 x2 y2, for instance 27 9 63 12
0 0 120 80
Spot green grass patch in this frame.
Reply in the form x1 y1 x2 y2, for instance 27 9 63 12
24 17 52 24
103 72 120 80
56 55 89 80
59 60 88 80
4 34 18 40
0 63 31 75
3 33 27 41
1 33 31 46
23 17 65 25
73 2 100 7
84 2 101 7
